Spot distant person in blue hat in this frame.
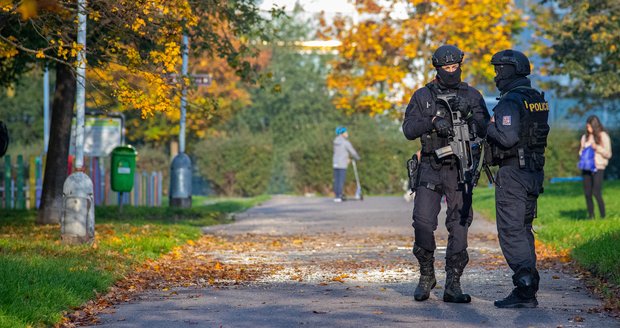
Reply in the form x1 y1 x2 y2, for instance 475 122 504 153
333 126 360 202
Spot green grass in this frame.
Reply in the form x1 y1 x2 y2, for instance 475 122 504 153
473 180 620 284
0 196 268 328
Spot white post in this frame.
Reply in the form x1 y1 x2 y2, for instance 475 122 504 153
43 65 50 153
75 0 87 169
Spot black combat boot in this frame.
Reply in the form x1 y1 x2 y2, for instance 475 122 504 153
413 244 436 301
495 268 539 308
443 250 471 303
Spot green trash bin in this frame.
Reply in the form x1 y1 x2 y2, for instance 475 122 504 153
111 146 137 192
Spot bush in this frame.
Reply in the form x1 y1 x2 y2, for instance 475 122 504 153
288 141 332 195
288 118 418 195
544 128 581 179
194 133 272 196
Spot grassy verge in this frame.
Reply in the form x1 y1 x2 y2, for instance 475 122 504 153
473 180 620 285
0 195 268 328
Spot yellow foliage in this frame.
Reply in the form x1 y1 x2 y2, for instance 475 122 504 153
324 0 525 116
16 0 37 20
0 40 19 58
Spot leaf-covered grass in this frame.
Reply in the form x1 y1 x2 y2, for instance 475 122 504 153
473 180 620 284
0 196 268 328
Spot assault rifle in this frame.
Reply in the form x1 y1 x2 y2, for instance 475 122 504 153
434 94 478 193
434 94 495 192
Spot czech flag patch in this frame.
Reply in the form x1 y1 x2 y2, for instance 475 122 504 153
502 116 512 126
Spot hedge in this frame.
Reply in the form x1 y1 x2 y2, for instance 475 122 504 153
194 133 273 196
196 120 616 196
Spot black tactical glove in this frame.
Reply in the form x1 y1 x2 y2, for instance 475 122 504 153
451 97 472 120
433 117 452 137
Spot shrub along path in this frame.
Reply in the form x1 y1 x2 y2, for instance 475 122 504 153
84 196 618 327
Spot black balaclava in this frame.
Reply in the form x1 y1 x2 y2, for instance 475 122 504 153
494 64 518 92
436 66 462 89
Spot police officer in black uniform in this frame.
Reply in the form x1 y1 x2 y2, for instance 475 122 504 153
487 49 550 308
402 45 489 303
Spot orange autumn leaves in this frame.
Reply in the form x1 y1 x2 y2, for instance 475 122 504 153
322 0 526 117
1 0 255 136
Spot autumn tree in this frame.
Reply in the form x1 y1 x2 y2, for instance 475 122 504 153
221 4 345 193
532 0 620 108
0 0 276 224
0 69 46 145
118 47 268 148
321 0 525 116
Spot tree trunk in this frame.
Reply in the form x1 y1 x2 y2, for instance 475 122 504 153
37 63 76 225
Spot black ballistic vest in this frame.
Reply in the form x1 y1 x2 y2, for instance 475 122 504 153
419 83 470 156
493 87 550 164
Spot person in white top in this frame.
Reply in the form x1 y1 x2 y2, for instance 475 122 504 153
579 115 612 219
332 126 360 202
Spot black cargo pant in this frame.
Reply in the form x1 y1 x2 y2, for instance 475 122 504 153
412 161 473 257
495 166 544 274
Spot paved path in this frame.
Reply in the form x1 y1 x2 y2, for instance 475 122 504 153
92 196 618 328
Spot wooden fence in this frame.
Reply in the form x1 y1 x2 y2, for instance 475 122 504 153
1 155 162 209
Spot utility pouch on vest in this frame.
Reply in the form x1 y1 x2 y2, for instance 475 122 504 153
532 152 545 171
528 122 549 150
483 140 496 166
423 131 447 150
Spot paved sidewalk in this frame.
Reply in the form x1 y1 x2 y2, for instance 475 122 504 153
91 196 617 328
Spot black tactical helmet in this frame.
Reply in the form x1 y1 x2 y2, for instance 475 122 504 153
432 45 464 68
490 49 531 76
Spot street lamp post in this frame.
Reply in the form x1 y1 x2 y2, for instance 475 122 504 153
169 34 192 208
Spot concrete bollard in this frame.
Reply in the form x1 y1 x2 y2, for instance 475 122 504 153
169 153 192 208
61 172 95 244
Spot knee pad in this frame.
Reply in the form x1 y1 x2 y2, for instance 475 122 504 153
512 267 538 288
413 244 434 262
446 249 469 270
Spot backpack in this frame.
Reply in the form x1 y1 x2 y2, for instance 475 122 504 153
578 146 596 172
0 121 8 157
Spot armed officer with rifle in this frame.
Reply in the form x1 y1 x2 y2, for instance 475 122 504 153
487 49 549 308
402 45 490 303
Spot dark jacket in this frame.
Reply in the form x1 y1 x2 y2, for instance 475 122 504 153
487 77 549 151
487 77 550 170
486 78 532 149
402 79 489 145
